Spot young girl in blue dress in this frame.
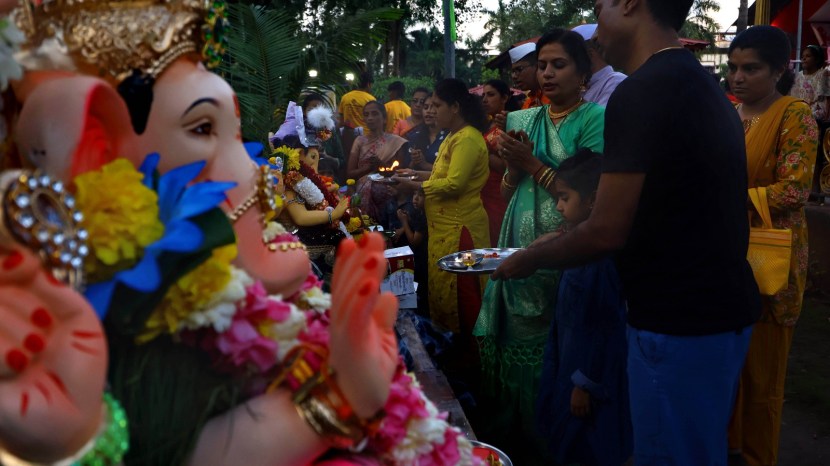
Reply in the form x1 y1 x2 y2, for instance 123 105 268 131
536 149 632 466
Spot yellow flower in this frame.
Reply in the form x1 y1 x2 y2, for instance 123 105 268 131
272 146 300 171
74 159 165 281
346 179 355 186
138 244 238 343
347 217 362 233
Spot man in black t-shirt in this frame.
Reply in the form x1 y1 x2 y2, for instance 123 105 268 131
493 0 761 464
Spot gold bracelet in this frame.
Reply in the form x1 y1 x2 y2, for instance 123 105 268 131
533 167 547 184
536 168 556 189
501 172 517 190
294 396 366 450
544 172 557 191
275 345 377 451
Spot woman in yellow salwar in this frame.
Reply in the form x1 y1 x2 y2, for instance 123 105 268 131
727 26 818 466
472 29 605 466
395 78 491 337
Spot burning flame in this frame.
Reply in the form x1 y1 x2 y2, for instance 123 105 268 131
379 161 400 172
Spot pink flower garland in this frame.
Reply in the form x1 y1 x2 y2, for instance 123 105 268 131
186 268 479 464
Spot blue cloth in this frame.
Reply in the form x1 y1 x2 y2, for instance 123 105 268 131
536 258 632 466
583 65 626 107
405 125 448 164
627 324 752 466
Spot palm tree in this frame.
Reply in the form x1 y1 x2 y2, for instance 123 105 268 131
680 0 721 49
401 28 445 79
220 3 402 143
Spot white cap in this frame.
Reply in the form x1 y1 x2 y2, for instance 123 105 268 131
572 24 598 41
509 42 537 64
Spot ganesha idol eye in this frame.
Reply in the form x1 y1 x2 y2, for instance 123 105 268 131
0 170 88 289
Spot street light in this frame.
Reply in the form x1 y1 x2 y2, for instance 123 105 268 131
345 73 355 82
308 69 318 78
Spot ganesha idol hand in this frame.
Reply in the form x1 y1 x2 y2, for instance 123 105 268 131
328 233 398 418
0 247 107 463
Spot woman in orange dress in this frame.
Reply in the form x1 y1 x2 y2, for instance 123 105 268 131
727 26 818 466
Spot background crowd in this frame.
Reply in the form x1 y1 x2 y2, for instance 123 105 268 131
274 2 821 464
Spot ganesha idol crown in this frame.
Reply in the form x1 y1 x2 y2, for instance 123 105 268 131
13 0 228 82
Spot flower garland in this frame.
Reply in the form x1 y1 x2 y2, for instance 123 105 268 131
292 177 325 207
299 161 349 222
136 255 478 464
138 244 238 342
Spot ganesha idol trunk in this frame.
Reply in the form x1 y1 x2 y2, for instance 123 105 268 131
124 59 311 297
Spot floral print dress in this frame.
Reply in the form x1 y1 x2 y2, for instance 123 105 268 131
745 101 818 325
790 69 830 121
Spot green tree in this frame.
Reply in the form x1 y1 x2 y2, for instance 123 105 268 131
398 26 495 85
220 3 401 142
401 28 445 80
484 0 594 50
456 34 495 86
259 0 478 77
680 0 721 52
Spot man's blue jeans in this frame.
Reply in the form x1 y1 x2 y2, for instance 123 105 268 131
627 325 752 465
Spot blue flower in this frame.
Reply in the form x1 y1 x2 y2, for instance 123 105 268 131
85 153 236 318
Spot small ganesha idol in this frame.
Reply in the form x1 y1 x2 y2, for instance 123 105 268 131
268 102 350 265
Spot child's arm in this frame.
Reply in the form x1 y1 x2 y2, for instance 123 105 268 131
396 210 421 245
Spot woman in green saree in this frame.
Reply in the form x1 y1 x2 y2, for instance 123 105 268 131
472 28 606 465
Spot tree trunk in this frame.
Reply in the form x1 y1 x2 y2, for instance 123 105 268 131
390 19 402 77
382 29 391 77
737 0 748 32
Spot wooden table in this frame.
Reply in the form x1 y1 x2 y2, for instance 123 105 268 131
395 309 476 440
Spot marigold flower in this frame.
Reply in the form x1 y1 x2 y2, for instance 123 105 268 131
74 159 165 281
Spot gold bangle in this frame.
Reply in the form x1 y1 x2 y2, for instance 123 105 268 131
276 345 374 451
294 396 367 450
535 168 549 186
501 173 517 190
544 172 557 191
536 167 556 189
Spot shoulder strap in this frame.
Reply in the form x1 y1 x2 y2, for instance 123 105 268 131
748 187 773 229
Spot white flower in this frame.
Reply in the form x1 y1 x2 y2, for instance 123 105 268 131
391 416 449 464
299 287 331 312
178 267 253 332
262 220 287 243
292 177 325 207
269 301 308 360
456 435 476 466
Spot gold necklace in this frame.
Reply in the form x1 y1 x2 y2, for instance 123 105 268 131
736 104 762 134
651 46 684 57
548 98 584 120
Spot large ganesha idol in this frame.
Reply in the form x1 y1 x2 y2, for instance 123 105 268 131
0 0 479 465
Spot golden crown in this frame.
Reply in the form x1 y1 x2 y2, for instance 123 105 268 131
14 0 228 82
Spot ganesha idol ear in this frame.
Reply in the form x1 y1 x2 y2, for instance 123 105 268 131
16 76 134 183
